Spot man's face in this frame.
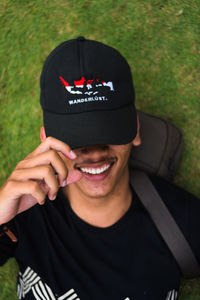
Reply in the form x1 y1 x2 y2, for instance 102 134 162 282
61 143 132 199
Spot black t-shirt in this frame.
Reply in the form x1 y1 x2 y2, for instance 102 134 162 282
1 174 200 300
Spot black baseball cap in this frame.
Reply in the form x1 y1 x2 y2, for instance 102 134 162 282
40 37 137 149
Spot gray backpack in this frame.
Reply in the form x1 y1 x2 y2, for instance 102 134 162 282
129 110 200 278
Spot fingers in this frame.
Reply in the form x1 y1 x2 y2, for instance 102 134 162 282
10 149 83 202
10 167 83 200
27 136 76 160
21 181 46 205
0 137 82 224
15 137 77 192
5 180 46 205
9 166 60 200
16 150 69 186
6 137 81 206
0 179 47 224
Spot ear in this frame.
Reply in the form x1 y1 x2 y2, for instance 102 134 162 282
40 126 46 142
132 115 141 146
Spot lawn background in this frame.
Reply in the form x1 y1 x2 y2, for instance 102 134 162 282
0 0 200 299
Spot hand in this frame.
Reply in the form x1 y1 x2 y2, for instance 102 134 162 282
0 137 82 224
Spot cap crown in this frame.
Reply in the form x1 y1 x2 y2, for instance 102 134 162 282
40 37 135 114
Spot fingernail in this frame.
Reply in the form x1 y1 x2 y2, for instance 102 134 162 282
49 193 56 200
61 180 68 187
69 150 77 159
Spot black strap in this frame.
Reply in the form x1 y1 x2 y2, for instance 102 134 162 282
131 170 200 278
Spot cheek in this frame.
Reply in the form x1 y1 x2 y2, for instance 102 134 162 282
113 145 132 165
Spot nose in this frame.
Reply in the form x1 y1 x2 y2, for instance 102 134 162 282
74 145 115 168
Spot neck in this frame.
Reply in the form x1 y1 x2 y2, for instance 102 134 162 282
62 168 132 228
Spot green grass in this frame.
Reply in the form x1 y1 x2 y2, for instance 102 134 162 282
0 0 200 299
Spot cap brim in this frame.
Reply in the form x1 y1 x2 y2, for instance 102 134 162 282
43 104 137 149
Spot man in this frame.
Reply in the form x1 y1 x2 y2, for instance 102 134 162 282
0 37 200 300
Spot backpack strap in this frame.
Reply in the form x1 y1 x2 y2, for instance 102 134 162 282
130 169 200 279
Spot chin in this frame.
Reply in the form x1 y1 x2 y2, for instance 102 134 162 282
75 180 115 199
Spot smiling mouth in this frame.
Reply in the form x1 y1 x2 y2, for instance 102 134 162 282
75 158 117 176
79 163 111 175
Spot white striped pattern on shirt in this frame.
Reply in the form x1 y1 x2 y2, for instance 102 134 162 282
165 289 178 300
17 266 80 300
17 266 178 300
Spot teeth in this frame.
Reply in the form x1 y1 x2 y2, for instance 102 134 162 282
80 164 111 175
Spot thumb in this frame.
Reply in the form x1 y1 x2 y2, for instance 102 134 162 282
66 169 82 185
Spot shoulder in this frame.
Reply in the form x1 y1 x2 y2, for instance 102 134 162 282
146 174 200 251
148 174 200 210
